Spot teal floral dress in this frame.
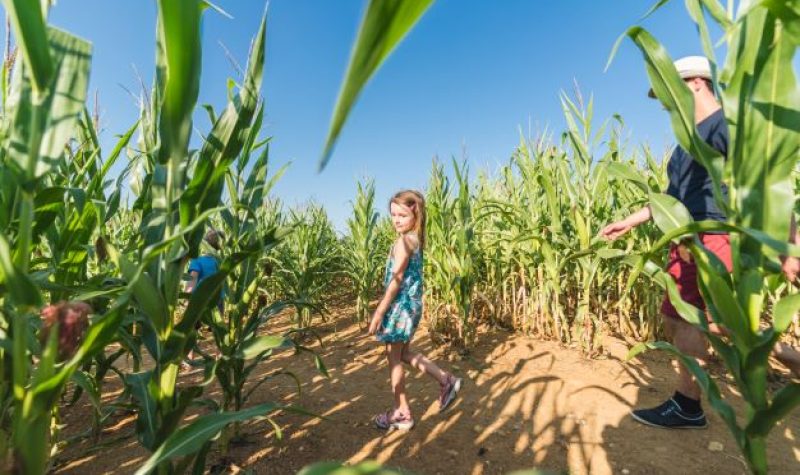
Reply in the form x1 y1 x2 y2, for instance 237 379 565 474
376 244 423 343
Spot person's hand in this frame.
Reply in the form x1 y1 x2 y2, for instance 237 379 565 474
782 255 800 284
599 219 633 241
367 312 382 335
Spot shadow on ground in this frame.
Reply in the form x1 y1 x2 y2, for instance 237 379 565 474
53 301 800 475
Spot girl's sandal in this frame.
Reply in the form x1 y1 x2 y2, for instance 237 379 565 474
439 374 463 413
374 410 415 431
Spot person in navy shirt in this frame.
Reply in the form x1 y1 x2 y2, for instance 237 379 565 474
600 56 800 430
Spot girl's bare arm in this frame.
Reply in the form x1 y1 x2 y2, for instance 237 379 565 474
368 236 416 333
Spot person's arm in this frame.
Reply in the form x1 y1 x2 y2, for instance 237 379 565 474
185 271 200 294
599 206 652 241
782 214 800 283
368 236 414 335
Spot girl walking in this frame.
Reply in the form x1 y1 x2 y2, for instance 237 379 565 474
368 190 462 430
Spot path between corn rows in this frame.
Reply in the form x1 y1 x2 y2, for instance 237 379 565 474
55 304 800 475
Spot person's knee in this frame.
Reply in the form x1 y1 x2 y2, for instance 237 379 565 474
673 328 708 358
663 316 679 340
386 344 402 364
404 352 419 367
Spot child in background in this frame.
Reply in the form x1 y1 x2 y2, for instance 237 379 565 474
185 229 225 366
186 229 224 298
368 190 462 430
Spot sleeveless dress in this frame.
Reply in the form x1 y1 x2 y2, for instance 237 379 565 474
376 243 423 343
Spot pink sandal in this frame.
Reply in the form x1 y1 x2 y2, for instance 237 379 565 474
439 374 462 413
374 409 415 431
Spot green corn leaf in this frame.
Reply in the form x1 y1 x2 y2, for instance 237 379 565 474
1 0 53 95
297 345 329 378
135 403 284 474
126 371 158 450
237 335 291 360
180 10 267 253
606 162 650 193
626 27 727 216
771 292 800 333
6 27 91 181
720 6 799 265
155 0 203 165
176 249 261 337
0 233 42 307
648 192 694 236
70 370 102 415
320 0 434 170
298 461 408 475
762 0 800 44
689 239 752 347
116 252 168 334
746 382 800 437
156 386 204 449
648 220 800 259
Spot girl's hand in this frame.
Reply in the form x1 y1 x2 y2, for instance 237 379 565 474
367 313 382 335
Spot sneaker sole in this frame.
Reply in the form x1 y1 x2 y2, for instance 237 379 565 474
439 378 463 413
375 421 415 431
630 411 707 430
391 421 415 431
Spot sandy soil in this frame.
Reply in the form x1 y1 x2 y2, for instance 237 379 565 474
53 305 800 475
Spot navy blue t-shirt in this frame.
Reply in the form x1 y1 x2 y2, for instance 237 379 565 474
665 108 728 222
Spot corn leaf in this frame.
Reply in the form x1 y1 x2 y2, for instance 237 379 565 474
320 0 434 170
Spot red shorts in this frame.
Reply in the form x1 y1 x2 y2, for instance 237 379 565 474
660 233 732 321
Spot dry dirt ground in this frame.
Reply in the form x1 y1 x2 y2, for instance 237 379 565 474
54 305 800 475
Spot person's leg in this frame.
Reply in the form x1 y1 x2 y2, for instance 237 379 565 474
630 314 708 428
387 343 410 414
665 316 709 401
401 344 449 385
631 240 709 429
773 342 800 378
402 343 462 411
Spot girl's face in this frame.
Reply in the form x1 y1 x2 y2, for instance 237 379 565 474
390 202 416 234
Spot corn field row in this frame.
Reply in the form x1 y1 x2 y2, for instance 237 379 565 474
333 94 800 355
1 0 799 474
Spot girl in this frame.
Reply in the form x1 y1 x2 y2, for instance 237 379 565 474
368 190 462 430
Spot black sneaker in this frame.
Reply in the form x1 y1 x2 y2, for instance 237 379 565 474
631 398 707 429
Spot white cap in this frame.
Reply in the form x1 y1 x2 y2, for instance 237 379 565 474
648 55 712 98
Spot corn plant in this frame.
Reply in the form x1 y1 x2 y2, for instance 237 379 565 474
269 204 341 328
343 179 384 326
192 126 324 454
0 2 135 473
425 159 479 344
611 1 800 472
105 4 305 473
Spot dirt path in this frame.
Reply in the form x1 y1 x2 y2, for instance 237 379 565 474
55 306 800 475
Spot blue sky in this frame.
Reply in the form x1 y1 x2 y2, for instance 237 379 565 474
34 1 721 229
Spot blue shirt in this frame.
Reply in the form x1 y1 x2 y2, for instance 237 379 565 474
188 255 225 299
665 108 728 222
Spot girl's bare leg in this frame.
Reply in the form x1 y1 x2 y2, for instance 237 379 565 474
387 343 411 413
401 344 449 385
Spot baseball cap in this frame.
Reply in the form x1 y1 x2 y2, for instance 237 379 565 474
648 55 712 98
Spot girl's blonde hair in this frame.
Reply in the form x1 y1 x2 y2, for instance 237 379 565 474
390 190 426 250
